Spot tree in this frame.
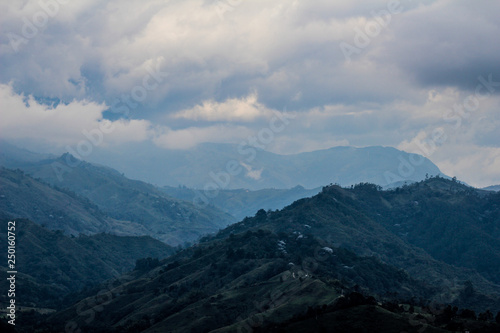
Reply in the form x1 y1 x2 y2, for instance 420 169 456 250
134 257 160 272
255 209 267 221
459 309 476 320
478 310 493 321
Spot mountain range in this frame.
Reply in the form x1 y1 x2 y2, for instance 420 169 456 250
0 140 446 243
2 141 500 332
0 143 236 245
20 177 500 333
78 142 443 189
483 185 500 192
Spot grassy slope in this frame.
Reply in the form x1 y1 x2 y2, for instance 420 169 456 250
0 167 139 235
0 219 173 309
328 179 500 284
22 156 235 245
40 230 441 332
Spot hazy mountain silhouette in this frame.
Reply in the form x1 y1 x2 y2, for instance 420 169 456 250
80 142 443 189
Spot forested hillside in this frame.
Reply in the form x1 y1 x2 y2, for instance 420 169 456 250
15 178 500 332
0 219 173 309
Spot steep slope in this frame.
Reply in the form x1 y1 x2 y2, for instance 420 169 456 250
211 184 500 312
15 178 500 332
0 219 174 309
2 151 235 245
339 178 500 284
33 221 500 333
0 167 146 235
36 230 436 332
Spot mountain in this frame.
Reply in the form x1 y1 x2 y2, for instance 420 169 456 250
0 140 54 168
483 185 500 192
26 229 442 332
0 148 236 245
332 178 500 285
83 142 443 190
0 167 146 236
18 178 500 332
161 185 322 221
0 219 173 309
214 179 500 307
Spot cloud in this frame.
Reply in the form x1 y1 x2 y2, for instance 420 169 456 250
172 93 273 122
0 83 152 148
374 0 500 91
4 0 498 109
152 124 253 150
1 0 499 186
434 146 500 188
397 89 500 187
0 0 427 110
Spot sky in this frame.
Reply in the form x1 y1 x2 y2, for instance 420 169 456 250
1 0 499 187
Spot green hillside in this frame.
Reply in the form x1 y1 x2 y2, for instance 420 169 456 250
19 154 236 245
27 224 499 333
0 219 173 309
3 171 500 332
325 178 500 284
0 167 146 236
214 182 500 309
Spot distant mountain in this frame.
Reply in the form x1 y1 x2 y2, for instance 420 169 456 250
0 219 173 309
161 185 322 221
22 153 235 245
0 140 54 168
0 146 236 245
483 185 500 192
83 142 443 190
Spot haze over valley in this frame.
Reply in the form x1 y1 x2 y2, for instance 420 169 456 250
1 0 499 331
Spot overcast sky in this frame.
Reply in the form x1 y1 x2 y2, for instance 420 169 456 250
1 0 499 187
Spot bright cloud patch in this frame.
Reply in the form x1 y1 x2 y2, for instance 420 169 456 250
0 84 151 148
172 93 273 122
436 146 500 188
152 124 253 150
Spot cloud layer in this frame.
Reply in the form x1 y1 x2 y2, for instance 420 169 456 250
1 0 499 187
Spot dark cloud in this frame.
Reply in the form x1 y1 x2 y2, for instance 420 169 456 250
375 0 500 92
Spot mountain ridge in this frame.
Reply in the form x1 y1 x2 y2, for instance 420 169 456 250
0 149 236 245
6 176 500 332
75 141 444 190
